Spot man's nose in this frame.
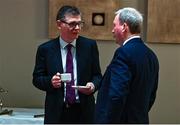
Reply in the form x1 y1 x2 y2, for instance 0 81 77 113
74 24 80 29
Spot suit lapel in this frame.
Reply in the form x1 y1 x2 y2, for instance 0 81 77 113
76 38 83 85
51 38 64 73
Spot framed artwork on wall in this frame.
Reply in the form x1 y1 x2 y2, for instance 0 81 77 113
147 0 180 43
48 0 121 40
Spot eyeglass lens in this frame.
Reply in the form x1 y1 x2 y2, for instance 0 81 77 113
61 20 84 28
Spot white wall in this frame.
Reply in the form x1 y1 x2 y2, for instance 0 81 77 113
0 0 179 123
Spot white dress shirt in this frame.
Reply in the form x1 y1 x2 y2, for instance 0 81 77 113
59 37 79 102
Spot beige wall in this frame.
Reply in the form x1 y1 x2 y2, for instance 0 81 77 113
0 0 179 123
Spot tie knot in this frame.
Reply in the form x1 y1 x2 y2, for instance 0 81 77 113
66 44 72 51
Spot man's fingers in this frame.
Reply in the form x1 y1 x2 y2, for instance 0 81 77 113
51 73 61 88
56 72 61 76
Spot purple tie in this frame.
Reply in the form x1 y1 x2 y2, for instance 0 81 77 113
66 44 76 104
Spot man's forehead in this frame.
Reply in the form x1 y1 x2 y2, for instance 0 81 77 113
64 14 81 20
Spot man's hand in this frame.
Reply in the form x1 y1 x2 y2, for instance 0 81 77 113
78 82 95 95
51 72 62 88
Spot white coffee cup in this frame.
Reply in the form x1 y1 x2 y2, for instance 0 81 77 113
61 73 71 82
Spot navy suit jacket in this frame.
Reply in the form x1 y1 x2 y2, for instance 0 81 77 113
33 36 102 124
95 38 159 124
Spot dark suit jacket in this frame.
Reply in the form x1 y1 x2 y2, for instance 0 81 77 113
94 38 159 124
33 36 102 124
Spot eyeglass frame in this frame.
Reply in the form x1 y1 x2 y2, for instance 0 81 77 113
60 20 84 29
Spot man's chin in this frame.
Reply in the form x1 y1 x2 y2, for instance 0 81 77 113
70 34 79 41
73 34 79 39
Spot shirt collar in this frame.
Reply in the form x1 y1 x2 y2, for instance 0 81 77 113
59 37 76 49
123 35 140 46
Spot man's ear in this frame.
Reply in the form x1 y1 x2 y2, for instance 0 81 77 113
122 23 128 33
56 20 61 30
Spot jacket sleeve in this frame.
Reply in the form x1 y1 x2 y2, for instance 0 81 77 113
106 48 131 123
148 72 159 111
32 45 54 92
91 41 102 92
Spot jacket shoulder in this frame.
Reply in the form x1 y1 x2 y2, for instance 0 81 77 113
77 36 97 49
38 37 59 49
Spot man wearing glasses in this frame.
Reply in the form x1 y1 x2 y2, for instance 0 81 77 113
33 5 102 124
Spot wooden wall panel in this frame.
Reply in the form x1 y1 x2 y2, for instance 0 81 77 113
48 0 120 40
147 0 180 43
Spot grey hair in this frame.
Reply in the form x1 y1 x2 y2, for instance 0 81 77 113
115 7 143 34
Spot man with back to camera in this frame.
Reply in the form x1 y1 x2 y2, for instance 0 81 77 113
94 7 159 124
32 5 102 124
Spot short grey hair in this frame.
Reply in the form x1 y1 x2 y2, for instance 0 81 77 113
115 7 143 34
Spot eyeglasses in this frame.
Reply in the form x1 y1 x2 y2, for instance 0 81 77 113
61 20 84 29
